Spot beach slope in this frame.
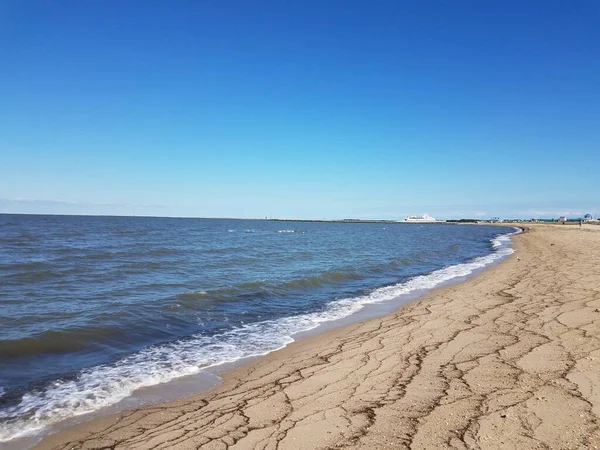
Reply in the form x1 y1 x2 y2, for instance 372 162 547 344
36 225 600 449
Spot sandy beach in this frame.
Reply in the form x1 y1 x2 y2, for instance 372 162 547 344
34 224 600 450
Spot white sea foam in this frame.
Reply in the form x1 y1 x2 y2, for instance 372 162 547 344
0 229 519 443
278 229 295 233
492 234 511 248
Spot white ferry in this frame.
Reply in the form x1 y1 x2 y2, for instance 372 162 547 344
403 213 443 223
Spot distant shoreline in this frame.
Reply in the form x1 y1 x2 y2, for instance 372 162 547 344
4 212 596 226
0 212 524 224
0 212 430 222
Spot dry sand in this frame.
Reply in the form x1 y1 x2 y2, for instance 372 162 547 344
35 224 600 450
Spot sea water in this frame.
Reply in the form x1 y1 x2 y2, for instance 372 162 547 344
0 215 516 442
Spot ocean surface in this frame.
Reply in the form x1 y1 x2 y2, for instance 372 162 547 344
0 214 516 443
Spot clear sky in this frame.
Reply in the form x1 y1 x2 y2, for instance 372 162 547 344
1 0 599 220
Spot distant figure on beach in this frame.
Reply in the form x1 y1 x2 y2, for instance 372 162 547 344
580 219 583 228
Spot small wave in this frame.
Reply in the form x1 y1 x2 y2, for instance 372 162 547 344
83 251 121 260
279 271 361 290
0 336 87 359
145 248 179 257
238 279 268 289
172 271 361 307
0 230 518 442
491 234 511 248
177 290 208 300
168 255 451 312
0 326 135 360
3 269 64 283
1 261 48 271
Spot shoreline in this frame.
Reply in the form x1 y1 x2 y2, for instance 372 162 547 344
20 224 600 448
2 226 518 448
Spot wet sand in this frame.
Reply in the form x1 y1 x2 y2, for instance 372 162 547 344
35 224 600 449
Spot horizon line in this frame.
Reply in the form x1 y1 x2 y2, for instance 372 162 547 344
0 212 592 222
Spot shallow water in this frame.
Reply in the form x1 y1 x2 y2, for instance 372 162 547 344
0 214 514 442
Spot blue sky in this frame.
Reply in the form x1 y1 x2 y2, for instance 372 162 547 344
1 0 599 219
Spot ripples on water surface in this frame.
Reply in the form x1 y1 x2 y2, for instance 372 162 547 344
0 214 516 442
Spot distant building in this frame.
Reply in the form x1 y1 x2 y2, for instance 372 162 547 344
558 216 567 223
403 213 444 223
490 217 503 223
583 213 595 222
